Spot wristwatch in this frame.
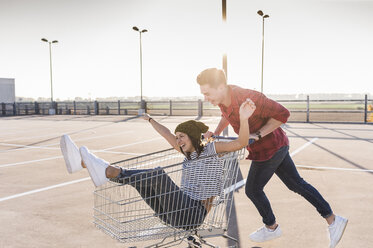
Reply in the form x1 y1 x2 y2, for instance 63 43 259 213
256 131 262 140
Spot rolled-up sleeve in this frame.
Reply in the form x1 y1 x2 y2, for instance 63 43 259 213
263 97 289 123
234 87 290 123
255 93 290 124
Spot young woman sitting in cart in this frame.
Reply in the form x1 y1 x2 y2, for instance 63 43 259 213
60 99 256 230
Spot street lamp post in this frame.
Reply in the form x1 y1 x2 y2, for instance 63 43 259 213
41 38 58 114
132 26 148 114
257 10 269 93
222 0 229 137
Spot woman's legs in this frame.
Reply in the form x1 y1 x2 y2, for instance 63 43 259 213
113 167 207 229
108 167 165 216
80 146 206 229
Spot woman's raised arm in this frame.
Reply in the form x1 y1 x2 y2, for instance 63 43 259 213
215 99 256 153
142 114 181 153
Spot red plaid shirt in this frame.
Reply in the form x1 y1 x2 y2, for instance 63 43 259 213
218 85 290 161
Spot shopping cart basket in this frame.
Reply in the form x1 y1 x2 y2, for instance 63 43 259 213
93 140 245 247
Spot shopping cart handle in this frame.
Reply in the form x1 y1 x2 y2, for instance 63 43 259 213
202 135 255 145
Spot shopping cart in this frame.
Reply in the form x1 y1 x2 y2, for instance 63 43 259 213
93 139 246 248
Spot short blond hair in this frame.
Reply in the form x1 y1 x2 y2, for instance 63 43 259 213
196 68 227 88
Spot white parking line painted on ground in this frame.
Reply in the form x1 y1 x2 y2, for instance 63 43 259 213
290 138 319 156
0 143 60 151
1 126 106 142
101 137 163 151
0 137 162 168
0 156 63 168
1 129 86 142
296 165 373 172
229 164 373 193
0 126 57 139
92 150 144 156
0 137 318 202
0 177 91 203
0 130 134 153
227 138 319 193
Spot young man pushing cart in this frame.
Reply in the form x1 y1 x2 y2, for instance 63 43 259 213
197 68 348 248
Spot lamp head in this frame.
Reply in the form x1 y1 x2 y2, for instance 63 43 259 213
41 38 48 42
52 40 58 43
141 29 148 33
132 26 139 31
257 10 263 16
264 15 269 18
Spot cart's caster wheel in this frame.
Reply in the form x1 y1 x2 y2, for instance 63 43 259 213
187 236 201 248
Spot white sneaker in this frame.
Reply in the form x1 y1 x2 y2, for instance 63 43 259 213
60 134 83 174
328 215 348 248
80 146 109 187
249 224 282 242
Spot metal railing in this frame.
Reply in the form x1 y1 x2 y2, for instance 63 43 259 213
1 96 373 124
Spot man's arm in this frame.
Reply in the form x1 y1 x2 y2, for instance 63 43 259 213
214 116 229 135
214 116 230 135
232 87 289 141
248 92 290 140
203 116 230 139
251 118 284 140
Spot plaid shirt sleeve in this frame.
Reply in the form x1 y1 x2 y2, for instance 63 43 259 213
231 86 290 161
256 93 290 123
234 87 290 124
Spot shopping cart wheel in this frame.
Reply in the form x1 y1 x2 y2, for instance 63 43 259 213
187 236 201 248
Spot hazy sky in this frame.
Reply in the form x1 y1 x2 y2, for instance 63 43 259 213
0 0 372 100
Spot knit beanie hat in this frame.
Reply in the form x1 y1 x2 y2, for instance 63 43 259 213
174 120 209 141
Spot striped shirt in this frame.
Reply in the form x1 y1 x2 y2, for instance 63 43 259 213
181 142 224 201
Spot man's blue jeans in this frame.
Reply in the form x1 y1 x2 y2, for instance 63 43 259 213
245 146 333 226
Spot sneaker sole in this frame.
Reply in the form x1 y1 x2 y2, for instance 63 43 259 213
60 135 82 174
249 227 282 243
331 219 348 248
250 235 281 243
60 135 74 173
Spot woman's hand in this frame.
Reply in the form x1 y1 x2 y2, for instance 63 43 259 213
239 98 256 120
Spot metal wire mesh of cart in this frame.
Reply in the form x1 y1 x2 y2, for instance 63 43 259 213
93 143 245 247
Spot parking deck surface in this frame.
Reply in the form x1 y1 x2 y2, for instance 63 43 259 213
0 115 372 248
